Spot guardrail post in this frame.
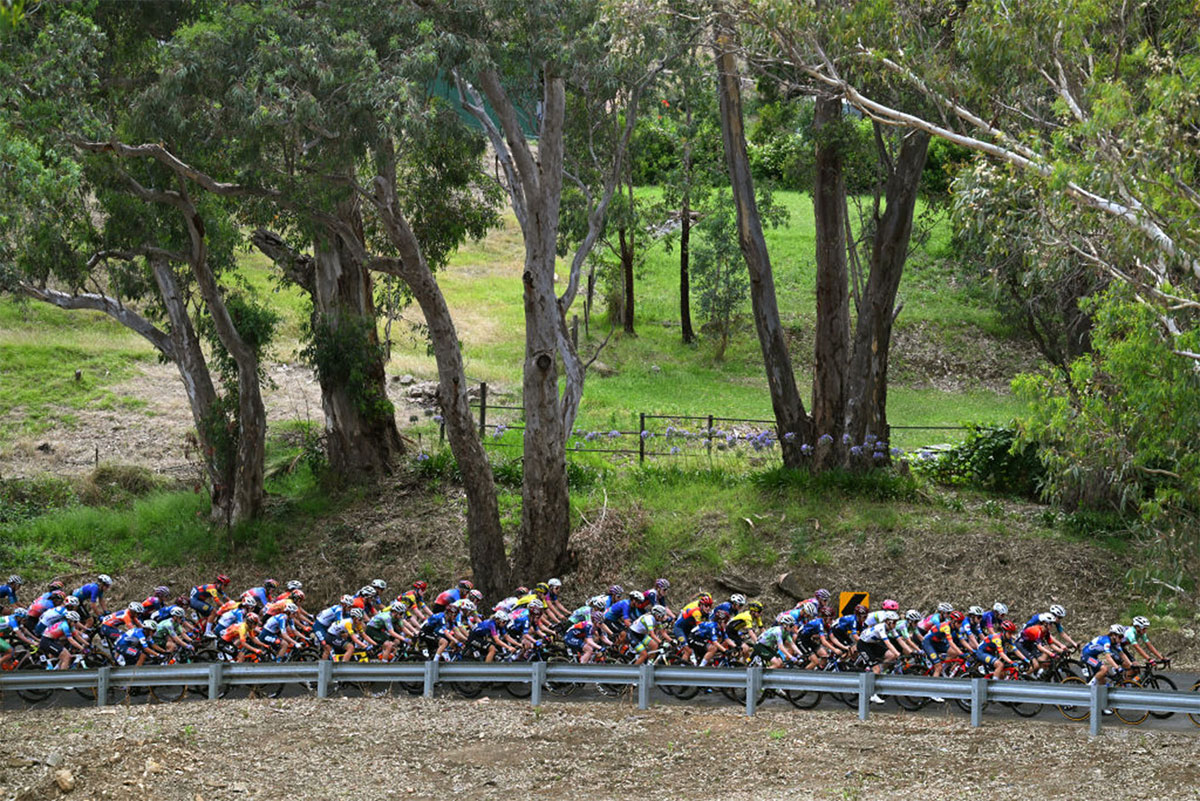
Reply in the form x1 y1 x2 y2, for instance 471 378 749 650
96 667 110 708
970 677 986 727
1089 682 1106 737
423 659 438 698
317 659 332 699
745 667 762 716
207 661 223 701
531 661 546 707
638 663 653 710
857 671 873 721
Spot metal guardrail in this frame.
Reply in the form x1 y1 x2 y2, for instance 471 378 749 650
3 661 1198 737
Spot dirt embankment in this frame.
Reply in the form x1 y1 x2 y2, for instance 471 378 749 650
2 698 1198 801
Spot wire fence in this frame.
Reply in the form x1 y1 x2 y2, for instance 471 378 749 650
3 660 1197 737
428 382 968 465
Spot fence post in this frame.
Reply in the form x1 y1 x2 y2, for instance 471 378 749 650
423 659 439 698
1089 682 1106 736
207 661 223 701
638 662 653 710
96 666 110 708
531 661 547 707
970 677 986 727
857 671 873 721
317 659 332 699
478 382 488 438
639 413 646 464
745 667 762 716
707 414 714 457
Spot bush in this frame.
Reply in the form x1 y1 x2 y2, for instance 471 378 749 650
751 465 924 502
912 424 1044 498
0 474 77 523
78 463 169 506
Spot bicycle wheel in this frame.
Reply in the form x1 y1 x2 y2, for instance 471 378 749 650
1144 674 1176 720
1189 681 1200 727
545 655 580 697
1056 675 1090 721
1113 678 1149 726
15 653 53 704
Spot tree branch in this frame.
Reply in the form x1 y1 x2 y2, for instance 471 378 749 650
20 283 175 359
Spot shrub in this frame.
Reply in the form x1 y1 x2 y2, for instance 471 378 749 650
912 424 1043 498
751 466 923 502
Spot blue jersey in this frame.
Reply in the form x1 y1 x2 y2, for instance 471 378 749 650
604 600 633 625
245 587 270 607
0 613 22 633
262 613 288 635
0 584 19 605
800 618 828 640
422 611 455 635
470 619 500 641
643 589 666 608
115 628 150 654
692 620 725 643
505 611 532 638
1024 614 1064 635
153 605 184 624
980 611 1004 632
832 614 862 637
713 602 737 618
1082 634 1120 659
73 583 104 604
315 605 343 628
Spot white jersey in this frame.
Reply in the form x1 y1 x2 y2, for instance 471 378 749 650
859 623 890 643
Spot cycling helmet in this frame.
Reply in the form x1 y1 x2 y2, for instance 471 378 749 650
548 578 562 589
881 599 899 612
800 601 818 617
968 605 985 617
340 594 355 606
608 584 624 597
776 613 795 626
7 574 23 585
937 602 953 614
359 586 376 598
629 591 645 604
819 605 835 618
170 607 185 618
174 595 187 607
949 611 965 624
515 586 529 595
854 604 868 615
242 596 259 608
458 579 474 591
459 600 477 613
64 611 81 623
286 580 303 591
49 590 65 604
284 603 298 614
246 613 261 624
493 611 510 624
292 590 305 602
992 602 1008 615
713 609 731 622
1038 613 1057 624
12 607 28 619
1132 616 1150 629
814 589 831 602
142 618 158 631
655 578 670 591
528 599 545 611
412 580 428 592
371 579 388 592
98 574 114 586
63 596 80 608
589 597 607 610
154 585 170 598
730 594 746 606
263 578 278 590
468 589 483 603
535 582 550 595
905 609 921 623
347 608 363 619
1049 604 1067 619
127 602 142 613
1000 620 1017 634
590 611 604 625
47 580 64 591
748 600 764 612
698 593 714 606
882 611 899 622
651 605 669 619
215 574 230 586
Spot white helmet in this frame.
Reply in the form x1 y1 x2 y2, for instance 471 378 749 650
589 597 607 610
359 586 376 598
1038 613 1057 624
371 579 388 591
730 594 746 606
1109 623 1126 637
65 611 81 623
905 609 921 623
651 604 669 620
992 602 1008 615
493 610 511 624
548 578 562 588
284 603 298 614
968 606 985 617
98 574 113 586
1049 604 1067 619
883 611 899 622
170 607 185 618
340 594 355 605
1132 616 1150 629
936 602 953 614
286 580 303 591
127 602 143 613
64 596 80 608
142 618 158 631
800 602 818 617
458 600 477 612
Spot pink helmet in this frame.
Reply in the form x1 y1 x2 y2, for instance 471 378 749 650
881 599 899 612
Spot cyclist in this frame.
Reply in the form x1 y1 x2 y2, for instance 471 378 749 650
242 579 279 608
0 608 36 668
505 600 547 654
563 611 610 664
859 612 902 703
588 585 624 612
190 575 231 627
214 597 257 639
98 602 145 646
39 610 87 670
981 602 1008 634
643 578 673 616
1017 615 1059 676
799 605 849 669
139 586 172 618
313 595 354 660
543 579 569 623
401 581 432 621
753 614 803 668
959 606 986 651
151 608 194 655
672 593 713 662
917 602 955 637
35 595 80 637
0 574 23 613
333 607 379 661
258 603 300 657
727 600 765 658
431 579 474 614
353 586 381 618
630 605 672 665
72 574 114 619
23 589 64 635
692 608 735 667
1022 604 1077 652
603 591 641 648
365 605 408 660
220 612 267 662
831 604 869 651
921 610 962 678
421 601 466 660
1082 624 1129 691
713 594 746 619
975 619 1020 680
1123 616 1166 667
465 611 514 662
114 619 164 667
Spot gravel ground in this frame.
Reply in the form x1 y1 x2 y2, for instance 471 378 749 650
2 697 1198 800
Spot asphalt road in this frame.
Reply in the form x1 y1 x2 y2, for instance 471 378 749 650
4 668 1198 735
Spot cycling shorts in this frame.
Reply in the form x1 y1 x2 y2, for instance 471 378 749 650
751 642 779 662
859 640 887 662
312 623 329 644
726 628 744 647
1016 641 1042 661
976 651 1000 668
38 637 64 657
921 637 949 661
633 633 656 654
190 597 214 616
259 631 281 647
0 637 10 654
563 634 587 652
100 624 122 641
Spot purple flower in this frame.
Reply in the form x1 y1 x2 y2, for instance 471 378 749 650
416 452 430 462
873 451 886 460
800 444 813 456
493 423 507 439
842 433 852 445
849 445 863 457
890 447 902 456
670 446 680 455
432 415 444 423
609 430 621 439
783 431 796 441
585 431 598 442
818 434 833 446
640 430 652 439
864 433 877 446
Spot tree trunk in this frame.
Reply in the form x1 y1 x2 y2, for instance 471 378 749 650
812 96 852 469
309 201 404 476
149 257 228 520
713 17 811 465
680 90 696 345
846 130 931 452
619 226 636 334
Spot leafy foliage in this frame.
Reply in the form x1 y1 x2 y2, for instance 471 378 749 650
301 314 394 426
912 424 1044 498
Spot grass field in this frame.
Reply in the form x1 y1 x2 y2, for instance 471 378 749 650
0 189 1031 451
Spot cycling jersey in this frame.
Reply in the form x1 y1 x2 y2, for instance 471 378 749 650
566 605 591 625
140 595 163 615
328 618 364 645
221 622 251 645
1123 627 1151 647
73 583 105 604
858 623 889 643
0 583 19 606
603 599 634 627
831 614 863 639
243 587 271 607
215 608 245 636
468 618 500 643
512 593 539 609
36 605 68 635
921 621 954 661
43 620 73 640
691 620 726 645
799 618 828 642
433 589 463 609
315 605 344 629
0 613 22 634
728 611 761 636
1082 634 1119 660
629 613 658 637
1023 613 1065 635
757 626 792 650
642 589 666 608
713 601 739 618
980 610 1005 632
504 611 533 639
564 620 597 648
422 611 457 638
960 618 982 641
975 633 1005 666
27 594 56 620
261 613 289 636
216 599 241 617
1020 624 1051 646
151 619 180 646
493 596 520 614
115 628 151 660
679 600 707 625
365 612 397 640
